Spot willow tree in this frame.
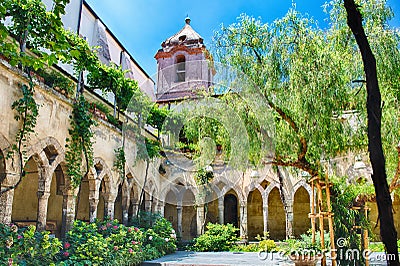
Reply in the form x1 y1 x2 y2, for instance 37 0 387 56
213 0 400 260
213 10 364 184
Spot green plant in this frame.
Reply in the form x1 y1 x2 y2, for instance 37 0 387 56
279 230 329 256
62 219 146 265
36 67 75 96
331 176 374 265
114 147 126 181
192 223 239 252
0 223 62 265
259 239 277 252
65 95 96 188
1 81 39 195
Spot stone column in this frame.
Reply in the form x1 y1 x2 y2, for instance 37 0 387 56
121 195 130 226
285 200 294 239
196 204 205 236
104 194 115 219
37 191 50 231
145 197 152 213
177 204 183 238
218 197 224 224
239 201 248 240
88 178 98 222
89 198 99 223
130 202 139 220
0 177 15 224
62 190 76 237
263 205 268 234
158 201 165 217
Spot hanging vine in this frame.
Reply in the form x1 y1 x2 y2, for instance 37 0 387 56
65 95 96 188
114 146 126 181
1 80 38 195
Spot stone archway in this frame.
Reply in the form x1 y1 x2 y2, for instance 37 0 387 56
128 180 139 221
268 187 285 240
164 190 178 235
182 188 196 240
46 164 65 237
76 175 90 221
224 191 238 228
114 184 123 222
12 157 40 223
293 186 310 236
247 189 263 240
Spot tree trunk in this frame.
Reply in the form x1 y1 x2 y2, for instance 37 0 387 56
344 1 399 264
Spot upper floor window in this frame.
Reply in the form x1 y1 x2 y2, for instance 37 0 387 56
176 55 186 82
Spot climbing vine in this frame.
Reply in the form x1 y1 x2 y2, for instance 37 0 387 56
113 146 126 181
65 95 96 188
0 81 39 194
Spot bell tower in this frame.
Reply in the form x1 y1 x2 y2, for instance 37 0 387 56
155 17 213 105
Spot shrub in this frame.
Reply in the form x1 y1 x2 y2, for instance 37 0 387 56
0 223 62 266
61 218 176 265
259 239 277 252
230 243 259 252
61 219 145 265
192 223 239 251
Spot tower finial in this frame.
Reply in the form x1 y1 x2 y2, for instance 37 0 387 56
185 15 191 25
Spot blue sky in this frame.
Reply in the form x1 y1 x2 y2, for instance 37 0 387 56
85 0 399 78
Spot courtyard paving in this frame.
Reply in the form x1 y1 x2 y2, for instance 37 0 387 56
141 251 390 266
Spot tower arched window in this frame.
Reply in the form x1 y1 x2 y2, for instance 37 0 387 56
176 55 186 82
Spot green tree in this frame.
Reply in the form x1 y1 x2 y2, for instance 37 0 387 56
0 0 71 195
211 0 400 248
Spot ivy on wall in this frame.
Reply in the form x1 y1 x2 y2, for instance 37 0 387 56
65 96 96 188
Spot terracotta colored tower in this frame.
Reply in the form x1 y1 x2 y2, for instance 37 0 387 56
155 17 213 105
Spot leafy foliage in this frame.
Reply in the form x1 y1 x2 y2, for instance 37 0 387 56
113 147 126 181
213 10 366 177
331 176 374 265
0 0 70 70
61 218 176 265
65 96 96 188
0 223 62 265
279 230 330 256
192 223 239 251
10 83 38 156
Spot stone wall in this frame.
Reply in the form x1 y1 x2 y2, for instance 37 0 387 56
0 61 161 236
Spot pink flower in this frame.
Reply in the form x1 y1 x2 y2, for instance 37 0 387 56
127 228 132 233
131 241 137 245
128 248 133 253
134 227 139 232
106 223 111 227
114 246 118 251
63 251 69 257
113 225 118 229
8 258 12 266
17 235 23 240
64 242 71 249
101 226 107 231
165 238 169 242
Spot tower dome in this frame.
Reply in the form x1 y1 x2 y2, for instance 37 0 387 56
160 17 204 52
155 18 213 104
